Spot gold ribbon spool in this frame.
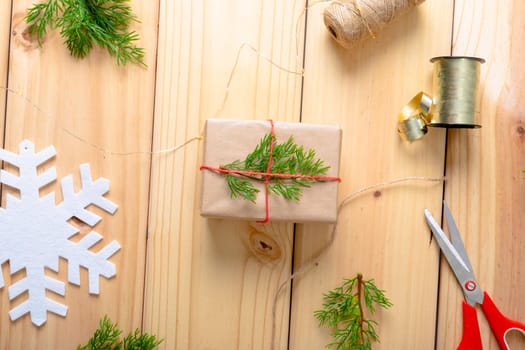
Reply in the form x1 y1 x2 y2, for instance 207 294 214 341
429 56 485 127
397 56 485 142
397 92 433 142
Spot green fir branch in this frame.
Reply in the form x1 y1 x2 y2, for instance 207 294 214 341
221 132 331 203
77 315 121 350
25 0 146 66
314 273 392 350
226 175 259 203
77 315 162 350
121 328 163 350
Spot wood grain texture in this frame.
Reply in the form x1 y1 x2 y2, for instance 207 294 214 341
143 1 305 349
0 1 158 348
289 1 452 348
0 0 10 135
438 0 525 348
0 1 523 349
0 10 10 347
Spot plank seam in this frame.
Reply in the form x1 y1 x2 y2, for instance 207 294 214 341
434 1 457 349
141 0 163 334
2 0 14 151
288 1 310 349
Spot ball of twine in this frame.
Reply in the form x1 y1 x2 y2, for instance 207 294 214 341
323 0 425 48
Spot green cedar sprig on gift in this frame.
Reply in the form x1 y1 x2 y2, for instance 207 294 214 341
25 0 146 66
315 273 392 350
222 133 330 203
77 315 162 350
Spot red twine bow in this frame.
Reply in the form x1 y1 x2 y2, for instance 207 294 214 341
200 120 341 223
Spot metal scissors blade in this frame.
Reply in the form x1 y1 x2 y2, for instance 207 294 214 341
424 205 484 306
424 208 470 273
443 201 474 272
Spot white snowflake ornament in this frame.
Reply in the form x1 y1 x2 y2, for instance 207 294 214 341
0 140 120 326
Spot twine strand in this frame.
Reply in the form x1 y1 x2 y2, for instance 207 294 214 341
0 2 321 157
214 43 304 119
0 37 304 157
270 175 445 350
0 86 204 156
294 0 332 63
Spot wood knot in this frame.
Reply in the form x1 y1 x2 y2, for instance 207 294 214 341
514 122 525 144
247 227 282 264
12 13 41 51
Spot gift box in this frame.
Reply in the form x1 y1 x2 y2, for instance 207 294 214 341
200 119 342 223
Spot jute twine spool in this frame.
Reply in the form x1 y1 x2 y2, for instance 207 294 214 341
323 0 425 48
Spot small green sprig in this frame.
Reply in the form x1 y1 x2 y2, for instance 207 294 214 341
222 133 330 203
315 273 393 350
25 0 146 66
77 315 162 350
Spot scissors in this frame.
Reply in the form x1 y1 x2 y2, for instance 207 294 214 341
424 201 525 349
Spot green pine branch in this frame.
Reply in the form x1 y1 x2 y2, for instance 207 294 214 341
77 315 162 350
25 0 146 66
314 273 393 350
222 133 331 203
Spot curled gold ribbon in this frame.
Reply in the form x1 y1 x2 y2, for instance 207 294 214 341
397 92 433 142
397 56 485 142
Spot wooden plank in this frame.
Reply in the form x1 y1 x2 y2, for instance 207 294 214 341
0 4 10 349
143 1 305 349
0 0 10 134
0 1 158 348
438 0 525 348
289 1 453 349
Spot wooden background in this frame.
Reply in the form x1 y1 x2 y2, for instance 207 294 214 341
0 0 524 349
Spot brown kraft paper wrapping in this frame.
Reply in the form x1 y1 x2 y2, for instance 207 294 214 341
200 119 342 223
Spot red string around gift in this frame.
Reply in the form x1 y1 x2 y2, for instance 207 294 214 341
200 120 341 224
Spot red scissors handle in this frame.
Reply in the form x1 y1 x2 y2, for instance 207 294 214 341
458 301 482 350
481 292 525 349
458 292 525 350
